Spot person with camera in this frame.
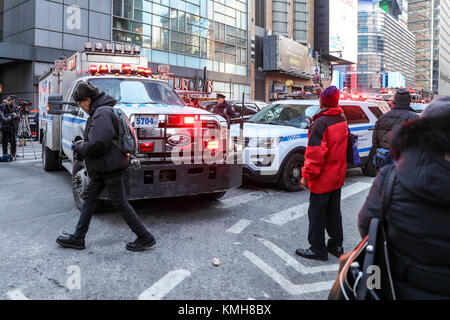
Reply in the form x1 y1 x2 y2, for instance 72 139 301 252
56 81 156 252
18 102 30 147
0 96 19 161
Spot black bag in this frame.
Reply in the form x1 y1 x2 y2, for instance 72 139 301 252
347 128 362 166
328 165 397 300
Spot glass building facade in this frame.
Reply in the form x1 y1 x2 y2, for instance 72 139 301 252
356 2 415 91
111 0 250 99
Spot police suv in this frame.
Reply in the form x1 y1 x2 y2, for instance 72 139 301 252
231 98 387 191
39 42 242 210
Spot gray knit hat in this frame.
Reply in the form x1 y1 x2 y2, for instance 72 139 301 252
72 81 100 102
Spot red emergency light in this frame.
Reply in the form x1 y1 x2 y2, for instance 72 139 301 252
140 142 154 152
99 64 109 73
121 64 132 74
89 65 98 75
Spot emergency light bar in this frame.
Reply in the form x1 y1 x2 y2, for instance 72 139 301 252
124 44 132 54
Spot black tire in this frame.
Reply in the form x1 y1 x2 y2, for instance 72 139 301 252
362 149 377 177
198 191 227 201
42 141 60 172
72 160 88 211
72 161 108 212
278 153 305 192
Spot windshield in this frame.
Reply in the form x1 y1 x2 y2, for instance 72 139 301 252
249 103 321 128
410 103 427 112
89 78 185 106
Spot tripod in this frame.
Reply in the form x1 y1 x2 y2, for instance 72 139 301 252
17 113 37 160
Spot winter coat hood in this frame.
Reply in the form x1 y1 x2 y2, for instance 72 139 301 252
391 114 450 207
89 93 117 116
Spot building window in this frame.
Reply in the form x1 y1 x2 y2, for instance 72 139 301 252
255 0 265 28
112 0 248 71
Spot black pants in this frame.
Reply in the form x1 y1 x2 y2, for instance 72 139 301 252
307 188 343 255
74 172 151 240
2 131 16 156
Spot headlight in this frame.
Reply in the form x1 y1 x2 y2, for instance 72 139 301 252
248 137 281 149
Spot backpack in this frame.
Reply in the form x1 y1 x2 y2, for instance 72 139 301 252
373 148 394 169
98 106 138 155
347 128 362 166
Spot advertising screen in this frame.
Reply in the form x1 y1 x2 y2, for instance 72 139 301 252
278 36 313 75
329 0 358 63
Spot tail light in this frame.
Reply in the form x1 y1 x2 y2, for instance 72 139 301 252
207 141 219 150
184 116 195 124
140 142 154 152
89 65 98 75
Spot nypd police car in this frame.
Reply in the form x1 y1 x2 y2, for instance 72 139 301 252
231 99 388 191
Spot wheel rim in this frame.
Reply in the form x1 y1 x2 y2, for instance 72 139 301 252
289 161 303 186
73 168 88 200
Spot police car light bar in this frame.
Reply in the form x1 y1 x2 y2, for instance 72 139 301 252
89 65 98 75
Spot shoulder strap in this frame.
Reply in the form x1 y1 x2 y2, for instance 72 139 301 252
379 164 396 222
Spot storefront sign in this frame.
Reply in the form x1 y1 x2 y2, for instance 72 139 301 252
158 65 214 93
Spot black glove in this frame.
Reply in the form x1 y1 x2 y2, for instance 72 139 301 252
72 140 85 161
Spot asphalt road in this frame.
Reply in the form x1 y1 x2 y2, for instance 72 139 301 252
0 145 375 300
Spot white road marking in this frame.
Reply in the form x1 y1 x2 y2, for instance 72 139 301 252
138 269 191 300
13 159 41 164
259 238 339 274
216 190 281 209
7 289 30 300
244 251 334 295
226 219 253 234
262 182 372 225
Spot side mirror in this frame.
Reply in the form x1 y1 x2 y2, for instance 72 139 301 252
304 116 312 128
47 94 79 115
47 94 63 114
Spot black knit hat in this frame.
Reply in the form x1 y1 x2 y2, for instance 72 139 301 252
72 81 100 102
394 89 411 106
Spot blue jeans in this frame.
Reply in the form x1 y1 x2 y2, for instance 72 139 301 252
74 172 151 240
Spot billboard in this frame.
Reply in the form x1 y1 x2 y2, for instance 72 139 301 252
263 35 314 78
329 0 358 64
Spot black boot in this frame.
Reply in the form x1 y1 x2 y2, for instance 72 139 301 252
327 246 344 258
56 232 85 250
126 234 156 252
295 248 328 261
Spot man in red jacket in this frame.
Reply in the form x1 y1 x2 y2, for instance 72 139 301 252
296 86 348 261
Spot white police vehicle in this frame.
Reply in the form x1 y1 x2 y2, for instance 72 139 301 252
40 42 242 210
231 99 387 191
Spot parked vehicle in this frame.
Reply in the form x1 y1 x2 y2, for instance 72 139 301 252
231 99 389 191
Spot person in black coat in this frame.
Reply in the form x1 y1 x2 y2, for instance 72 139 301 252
212 93 238 124
372 89 418 149
0 96 20 160
57 81 156 252
358 97 450 299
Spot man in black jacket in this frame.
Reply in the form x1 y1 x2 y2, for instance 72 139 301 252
358 98 450 299
0 96 19 160
212 94 238 124
372 89 418 150
56 81 156 252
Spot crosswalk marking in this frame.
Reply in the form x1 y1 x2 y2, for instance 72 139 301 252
216 190 281 209
138 269 191 300
7 289 30 300
244 251 335 295
226 219 253 234
262 182 372 225
259 238 339 274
